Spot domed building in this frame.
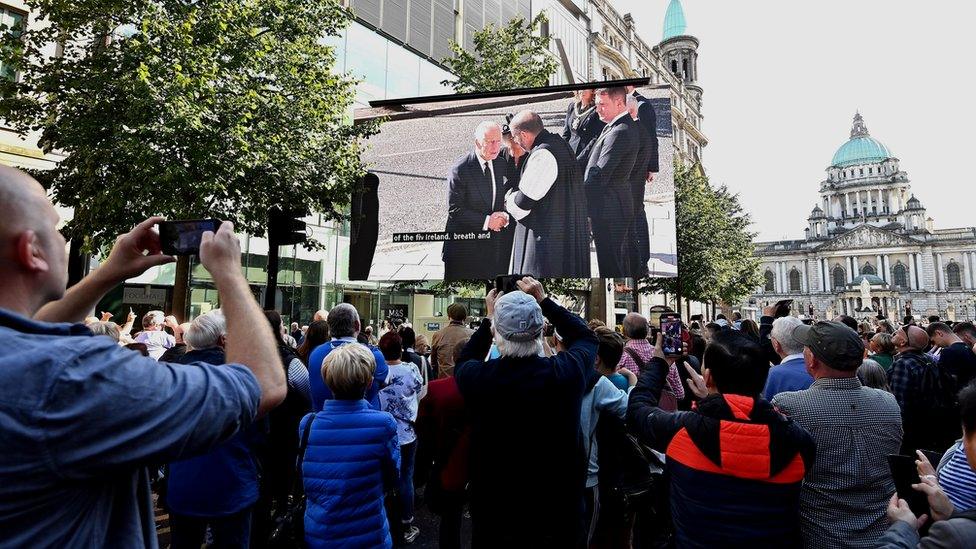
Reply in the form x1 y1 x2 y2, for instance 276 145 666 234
744 113 976 321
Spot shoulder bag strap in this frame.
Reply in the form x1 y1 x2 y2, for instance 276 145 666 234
291 416 315 497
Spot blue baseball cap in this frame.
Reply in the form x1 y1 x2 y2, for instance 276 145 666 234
494 291 544 342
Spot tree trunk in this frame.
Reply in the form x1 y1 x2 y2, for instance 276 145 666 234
675 275 682 315
631 277 641 315
589 278 610 325
171 255 191 321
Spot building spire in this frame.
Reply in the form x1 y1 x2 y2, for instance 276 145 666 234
663 0 687 41
851 112 870 139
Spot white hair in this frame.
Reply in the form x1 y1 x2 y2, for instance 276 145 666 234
771 316 805 355
493 329 545 358
474 121 501 141
142 310 164 328
185 309 227 350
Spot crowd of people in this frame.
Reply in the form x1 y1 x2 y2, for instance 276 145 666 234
4 162 976 548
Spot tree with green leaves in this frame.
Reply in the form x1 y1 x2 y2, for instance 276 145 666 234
0 0 375 314
640 163 762 311
441 13 558 93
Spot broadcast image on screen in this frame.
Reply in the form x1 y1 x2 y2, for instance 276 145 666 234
351 82 677 281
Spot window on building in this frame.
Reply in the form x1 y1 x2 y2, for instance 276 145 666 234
869 167 873 174
0 8 25 81
764 270 775 292
789 269 802 292
671 60 678 74
832 265 846 290
893 263 908 288
861 263 876 275
859 168 864 176
947 262 963 290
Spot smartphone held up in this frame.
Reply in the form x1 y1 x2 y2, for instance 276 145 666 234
660 313 687 357
158 219 221 256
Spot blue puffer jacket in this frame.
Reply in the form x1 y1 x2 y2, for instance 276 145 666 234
301 400 400 548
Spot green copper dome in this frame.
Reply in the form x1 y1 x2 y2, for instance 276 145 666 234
831 113 893 167
663 0 687 41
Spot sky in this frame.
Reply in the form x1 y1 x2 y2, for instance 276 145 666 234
611 0 976 241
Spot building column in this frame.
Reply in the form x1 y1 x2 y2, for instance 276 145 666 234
821 258 829 292
965 253 973 290
916 253 924 290
778 262 785 293
963 252 976 289
855 191 863 217
802 259 809 293
908 253 917 291
937 253 945 291
844 193 852 217
875 254 883 278
852 255 860 278
882 254 890 283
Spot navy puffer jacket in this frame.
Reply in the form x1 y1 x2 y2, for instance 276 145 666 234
301 400 400 548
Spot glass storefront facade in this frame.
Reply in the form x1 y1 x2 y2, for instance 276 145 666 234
326 21 454 109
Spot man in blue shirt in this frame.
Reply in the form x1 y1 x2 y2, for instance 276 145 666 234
764 315 814 400
0 166 287 547
307 302 389 410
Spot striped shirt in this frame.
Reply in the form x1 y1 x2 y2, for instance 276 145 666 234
772 377 903 549
938 441 976 512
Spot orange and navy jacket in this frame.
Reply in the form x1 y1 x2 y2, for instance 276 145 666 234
626 357 816 548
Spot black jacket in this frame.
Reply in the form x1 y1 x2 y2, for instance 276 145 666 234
633 91 660 173
443 151 514 279
584 114 640 277
454 298 598 545
627 357 816 548
507 129 591 278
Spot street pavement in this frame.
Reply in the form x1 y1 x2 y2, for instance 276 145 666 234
153 487 471 548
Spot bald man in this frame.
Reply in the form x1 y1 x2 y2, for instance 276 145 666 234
0 166 286 546
442 121 514 279
506 110 591 277
890 324 959 454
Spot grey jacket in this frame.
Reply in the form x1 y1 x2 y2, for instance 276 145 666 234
878 516 976 548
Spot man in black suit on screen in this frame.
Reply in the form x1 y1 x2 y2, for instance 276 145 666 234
584 87 640 277
442 121 514 280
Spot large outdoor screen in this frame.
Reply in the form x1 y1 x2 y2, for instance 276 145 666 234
349 82 677 281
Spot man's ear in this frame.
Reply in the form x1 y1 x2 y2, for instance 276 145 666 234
14 231 50 273
703 367 715 390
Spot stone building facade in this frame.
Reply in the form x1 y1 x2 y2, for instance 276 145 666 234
745 114 976 322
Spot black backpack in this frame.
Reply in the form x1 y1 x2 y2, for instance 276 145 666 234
919 354 958 415
595 413 665 510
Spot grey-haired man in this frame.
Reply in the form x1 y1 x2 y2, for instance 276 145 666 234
773 321 902 549
454 276 598 547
